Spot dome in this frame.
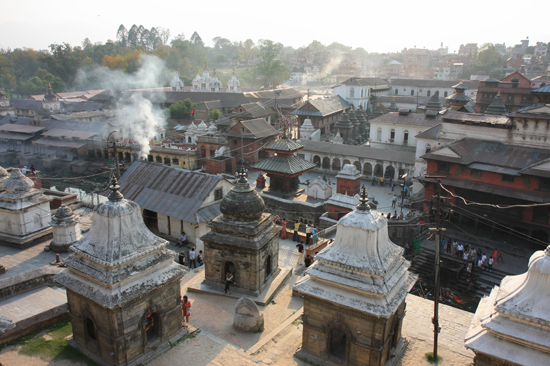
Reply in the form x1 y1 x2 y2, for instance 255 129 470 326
208 122 218 132
54 205 74 219
198 121 208 130
4 169 34 193
220 174 265 221
188 122 197 130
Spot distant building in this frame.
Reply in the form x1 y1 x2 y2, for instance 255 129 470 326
332 77 391 111
292 95 350 136
474 71 535 113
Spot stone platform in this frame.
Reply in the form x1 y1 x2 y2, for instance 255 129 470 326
187 266 293 306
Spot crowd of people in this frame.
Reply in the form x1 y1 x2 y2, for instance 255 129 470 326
439 239 504 280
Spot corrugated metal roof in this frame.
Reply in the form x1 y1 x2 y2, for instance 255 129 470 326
0 132 35 141
416 124 441 139
252 155 316 176
303 140 416 164
195 203 222 223
370 111 442 127
119 160 224 224
442 110 511 125
10 99 43 110
423 138 550 171
42 129 98 139
46 118 108 134
0 124 44 133
292 95 349 117
33 138 88 149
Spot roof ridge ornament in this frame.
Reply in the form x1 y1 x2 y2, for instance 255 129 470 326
108 176 124 202
356 185 370 211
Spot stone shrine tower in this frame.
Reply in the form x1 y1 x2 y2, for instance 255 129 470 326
55 178 185 366
0 168 51 248
49 205 82 253
201 172 280 296
294 188 412 365
465 245 550 365
0 166 9 189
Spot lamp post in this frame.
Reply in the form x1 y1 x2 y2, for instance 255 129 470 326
108 130 120 179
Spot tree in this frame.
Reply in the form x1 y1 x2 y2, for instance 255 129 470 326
238 39 257 64
254 40 290 88
190 32 204 47
156 27 171 46
116 24 128 47
464 43 504 78
210 109 222 121
127 24 139 47
169 99 196 120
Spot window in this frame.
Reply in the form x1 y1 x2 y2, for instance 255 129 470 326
427 90 431 97
502 175 514 183
470 169 482 177
425 144 432 153
390 129 395 141
404 130 409 144
437 162 450 174
444 91 448 98
214 188 223 200
410 89 415 96
210 149 215 156
395 89 399 95
350 87 355 98
538 178 550 192
377 128 382 141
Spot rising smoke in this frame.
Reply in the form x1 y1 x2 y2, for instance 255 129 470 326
75 55 171 157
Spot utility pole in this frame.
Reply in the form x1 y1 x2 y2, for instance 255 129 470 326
426 176 446 364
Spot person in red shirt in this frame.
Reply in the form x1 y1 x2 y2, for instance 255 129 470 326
419 219 425 233
181 295 191 327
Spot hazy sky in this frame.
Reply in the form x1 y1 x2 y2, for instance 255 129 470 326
1 0 548 54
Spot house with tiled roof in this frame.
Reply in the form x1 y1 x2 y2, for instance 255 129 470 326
292 95 350 136
223 118 280 164
419 138 550 243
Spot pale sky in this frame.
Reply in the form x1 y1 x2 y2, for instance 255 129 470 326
1 0 548 54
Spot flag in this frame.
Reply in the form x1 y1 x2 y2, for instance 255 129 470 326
190 109 194 116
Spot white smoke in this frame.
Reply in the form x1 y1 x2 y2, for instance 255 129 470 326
75 55 171 158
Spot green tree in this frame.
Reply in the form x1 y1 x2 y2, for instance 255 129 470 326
210 109 222 121
238 39 257 64
169 98 197 120
464 43 504 77
254 40 290 88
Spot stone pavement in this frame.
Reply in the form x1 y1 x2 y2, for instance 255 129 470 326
0 286 66 323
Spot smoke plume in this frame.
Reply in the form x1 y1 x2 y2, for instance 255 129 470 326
75 55 171 157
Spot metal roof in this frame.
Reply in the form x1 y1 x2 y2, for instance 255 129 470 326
239 118 279 138
423 138 550 173
33 138 88 149
416 124 441 139
46 117 108 134
302 140 416 164
442 110 511 126
118 160 225 224
252 155 316 176
0 124 44 133
0 132 35 141
195 203 222 224
10 99 43 110
390 79 479 89
292 95 350 117
42 129 98 139
370 111 442 127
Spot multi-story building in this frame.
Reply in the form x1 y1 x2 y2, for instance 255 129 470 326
474 71 535 113
332 77 390 111
390 79 479 100
291 95 350 136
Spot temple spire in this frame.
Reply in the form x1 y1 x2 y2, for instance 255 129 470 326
108 176 124 202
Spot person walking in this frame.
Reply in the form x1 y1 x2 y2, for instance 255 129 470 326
293 222 300 241
296 241 304 265
488 257 494 272
312 226 318 244
189 248 196 269
197 250 204 266
497 250 504 263
305 225 312 245
181 295 191 327
224 272 234 294
280 218 288 239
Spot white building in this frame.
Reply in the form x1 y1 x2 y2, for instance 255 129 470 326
333 77 391 111
390 78 479 101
